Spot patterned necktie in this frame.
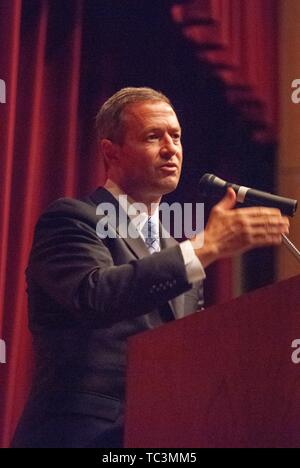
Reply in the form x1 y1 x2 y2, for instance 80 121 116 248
142 216 160 254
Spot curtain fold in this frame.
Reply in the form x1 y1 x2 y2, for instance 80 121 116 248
171 0 278 140
0 0 85 447
0 0 23 447
0 0 22 337
2 0 49 447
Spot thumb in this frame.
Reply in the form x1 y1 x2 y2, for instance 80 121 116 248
214 187 236 211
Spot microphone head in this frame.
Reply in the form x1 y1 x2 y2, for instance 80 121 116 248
199 173 227 198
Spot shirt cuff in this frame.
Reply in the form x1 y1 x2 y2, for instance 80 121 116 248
179 240 206 284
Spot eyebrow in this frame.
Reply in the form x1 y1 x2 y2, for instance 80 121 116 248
142 125 182 134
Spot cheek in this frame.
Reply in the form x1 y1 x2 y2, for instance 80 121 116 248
120 148 140 171
176 153 183 170
121 145 158 175
135 151 157 172
124 155 151 177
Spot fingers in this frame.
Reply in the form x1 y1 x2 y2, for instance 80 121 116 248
232 207 290 234
248 232 284 248
244 216 289 234
235 206 284 218
212 193 290 234
221 204 290 233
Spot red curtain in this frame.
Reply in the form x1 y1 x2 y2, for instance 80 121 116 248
0 0 108 447
171 0 278 141
0 0 279 448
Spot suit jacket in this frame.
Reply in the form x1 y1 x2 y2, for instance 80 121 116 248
12 187 204 448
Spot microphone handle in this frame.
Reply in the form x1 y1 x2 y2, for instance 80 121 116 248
228 183 297 217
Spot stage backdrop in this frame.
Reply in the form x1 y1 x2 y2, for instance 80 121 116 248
0 0 278 447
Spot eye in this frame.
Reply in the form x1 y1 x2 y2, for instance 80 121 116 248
172 133 181 141
147 134 159 141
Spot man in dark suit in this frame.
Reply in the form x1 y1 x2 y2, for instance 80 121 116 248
12 87 289 448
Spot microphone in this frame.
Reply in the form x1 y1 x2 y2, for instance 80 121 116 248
199 173 298 217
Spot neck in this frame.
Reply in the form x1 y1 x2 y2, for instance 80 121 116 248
108 177 161 215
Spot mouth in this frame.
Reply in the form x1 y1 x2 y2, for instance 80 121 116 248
159 164 178 173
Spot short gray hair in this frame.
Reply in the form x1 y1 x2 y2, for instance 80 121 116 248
95 87 173 144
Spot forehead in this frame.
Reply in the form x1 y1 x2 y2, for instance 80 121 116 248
122 100 180 132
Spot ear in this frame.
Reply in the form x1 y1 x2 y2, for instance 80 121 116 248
100 139 120 168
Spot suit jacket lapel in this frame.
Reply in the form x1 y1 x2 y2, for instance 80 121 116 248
89 187 184 320
89 187 150 259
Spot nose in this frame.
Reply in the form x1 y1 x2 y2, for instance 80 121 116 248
160 134 180 159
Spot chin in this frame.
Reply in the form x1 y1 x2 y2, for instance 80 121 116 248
156 178 179 195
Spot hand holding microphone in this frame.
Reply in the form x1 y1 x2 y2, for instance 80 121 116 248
190 174 294 268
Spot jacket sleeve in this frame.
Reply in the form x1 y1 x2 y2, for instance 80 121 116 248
27 198 193 328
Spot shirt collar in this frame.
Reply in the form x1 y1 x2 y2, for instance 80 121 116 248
103 178 160 235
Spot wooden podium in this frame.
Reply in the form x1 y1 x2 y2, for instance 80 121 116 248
125 275 300 448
